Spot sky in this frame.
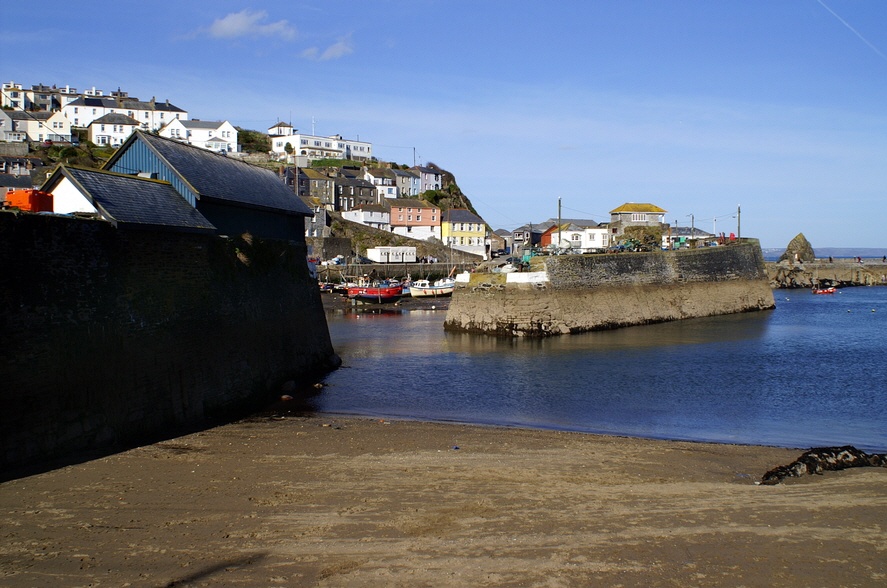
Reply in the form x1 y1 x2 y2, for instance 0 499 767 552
3 1 887 248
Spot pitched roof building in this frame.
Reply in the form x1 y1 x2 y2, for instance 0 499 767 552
43 166 216 233
104 131 311 241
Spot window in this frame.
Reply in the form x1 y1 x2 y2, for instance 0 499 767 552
73 107 78 113
416 215 421 222
408 215 412 221
632 213 646 222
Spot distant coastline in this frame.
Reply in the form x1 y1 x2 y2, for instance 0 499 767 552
762 247 887 262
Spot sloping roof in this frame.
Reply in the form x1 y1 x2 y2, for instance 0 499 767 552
0 174 34 189
543 217 598 228
66 96 185 112
610 202 667 214
7 111 53 121
445 209 483 223
353 204 388 214
385 198 439 210
42 166 216 233
91 113 140 125
178 120 228 130
301 168 332 181
107 131 311 216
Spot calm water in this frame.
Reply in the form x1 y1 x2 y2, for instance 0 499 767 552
312 287 887 451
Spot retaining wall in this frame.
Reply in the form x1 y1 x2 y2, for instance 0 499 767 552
0 211 340 473
444 242 775 336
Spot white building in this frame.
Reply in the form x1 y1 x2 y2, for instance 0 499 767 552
88 113 140 147
548 224 611 253
160 119 238 153
267 121 372 165
6 110 72 143
63 95 187 130
341 204 390 231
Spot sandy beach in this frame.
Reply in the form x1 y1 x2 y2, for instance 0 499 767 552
1 414 885 587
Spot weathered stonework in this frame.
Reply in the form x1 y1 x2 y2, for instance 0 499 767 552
445 241 775 337
1 211 340 472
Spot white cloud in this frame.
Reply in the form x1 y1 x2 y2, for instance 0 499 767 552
207 10 296 40
302 37 353 61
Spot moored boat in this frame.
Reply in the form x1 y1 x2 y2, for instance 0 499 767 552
408 278 455 298
346 282 403 303
813 286 836 295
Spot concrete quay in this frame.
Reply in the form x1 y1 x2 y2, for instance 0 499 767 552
766 259 887 289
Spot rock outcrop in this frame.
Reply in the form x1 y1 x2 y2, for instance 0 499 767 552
760 446 887 485
778 233 815 263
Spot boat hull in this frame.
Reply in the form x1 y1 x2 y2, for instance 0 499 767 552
346 286 403 303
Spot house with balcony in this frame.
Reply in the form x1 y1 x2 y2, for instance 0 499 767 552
7 110 72 143
0 110 27 142
386 198 441 240
88 113 140 147
267 122 372 165
159 119 237 153
441 209 488 258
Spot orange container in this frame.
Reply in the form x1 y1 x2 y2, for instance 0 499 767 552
5 189 54 212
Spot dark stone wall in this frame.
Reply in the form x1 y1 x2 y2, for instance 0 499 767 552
0 211 340 473
545 241 768 289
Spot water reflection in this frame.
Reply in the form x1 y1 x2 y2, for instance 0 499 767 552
317 289 887 451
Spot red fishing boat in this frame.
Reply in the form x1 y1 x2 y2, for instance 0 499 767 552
346 281 403 303
813 286 836 295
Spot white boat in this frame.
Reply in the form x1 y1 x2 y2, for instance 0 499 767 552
408 278 455 297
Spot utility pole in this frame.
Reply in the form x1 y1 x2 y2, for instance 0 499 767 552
557 197 562 250
737 204 741 239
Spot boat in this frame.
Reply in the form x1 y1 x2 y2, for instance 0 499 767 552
408 278 455 298
813 286 836 295
346 281 403 303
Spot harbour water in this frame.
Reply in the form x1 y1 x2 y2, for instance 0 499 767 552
312 287 887 452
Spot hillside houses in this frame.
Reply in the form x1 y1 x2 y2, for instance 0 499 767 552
3 79 706 260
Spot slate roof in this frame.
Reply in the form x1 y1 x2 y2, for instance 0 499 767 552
177 120 228 130
66 96 186 113
91 113 140 125
42 166 216 233
7 111 54 121
0 174 34 189
108 131 311 216
385 198 439 210
444 209 484 224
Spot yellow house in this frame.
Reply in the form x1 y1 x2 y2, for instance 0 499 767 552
442 209 488 258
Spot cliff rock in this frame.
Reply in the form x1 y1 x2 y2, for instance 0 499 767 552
778 233 815 263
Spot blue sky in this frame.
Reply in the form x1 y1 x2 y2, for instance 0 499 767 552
4 1 887 248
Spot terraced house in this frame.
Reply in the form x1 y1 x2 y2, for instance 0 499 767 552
442 209 488 258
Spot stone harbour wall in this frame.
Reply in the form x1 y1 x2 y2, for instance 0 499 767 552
445 241 775 337
0 211 340 473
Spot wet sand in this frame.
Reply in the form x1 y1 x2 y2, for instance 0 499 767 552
2 415 886 587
